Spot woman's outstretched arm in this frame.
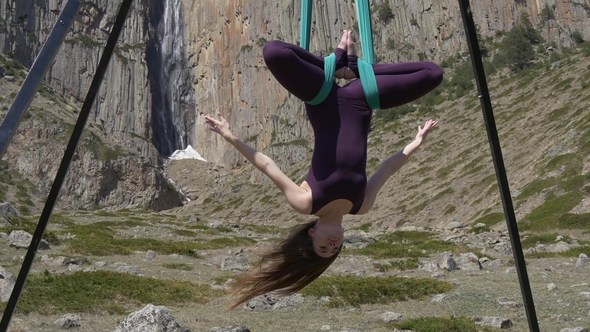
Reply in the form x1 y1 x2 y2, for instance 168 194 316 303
205 113 311 214
356 119 438 215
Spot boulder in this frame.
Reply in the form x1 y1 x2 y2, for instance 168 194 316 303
0 266 15 302
113 304 190 332
8 230 50 250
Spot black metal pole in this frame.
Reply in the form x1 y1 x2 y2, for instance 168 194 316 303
457 1 539 331
0 0 134 329
0 0 82 159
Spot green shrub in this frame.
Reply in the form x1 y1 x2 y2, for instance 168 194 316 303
516 178 558 201
215 226 233 233
186 223 210 230
240 44 253 53
558 213 590 229
18 205 31 215
393 316 497 332
244 134 258 143
65 35 102 48
418 86 446 109
0 54 26 77
380 257 420 271
162 263 194 271
519 13 544 44
352 223 371 232
436 163 455 178
433 187 454 200
386 37 395 50
540 4 555 22
472 212 505 228
558 177 588 198
375 3 394 23
447 61 475 98
0 185 6 202
367 157 380 168
520 191 584 231
256 37 268 47
102 146 123 161
63 218 257 256
572 30 584 44
172 229 198 237
444 205 456 215
114 49 129 66
211 205 224 213
270 139 308 147
300 275 453 307
3 217 59 244
502 26 535 71
17 270 222 315
549 50 561 63
350 231 455 258
520 233 565 249
581 42 590 57
544 153 583 177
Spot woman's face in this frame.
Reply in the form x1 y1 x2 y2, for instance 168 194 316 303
308 223 344 258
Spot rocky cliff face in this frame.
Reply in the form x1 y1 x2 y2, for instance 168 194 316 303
0 0 153 146
0 0 185 210
0 72 182 211
183 0 590 166
0 0 589 209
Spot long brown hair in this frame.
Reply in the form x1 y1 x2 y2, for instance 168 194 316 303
227 219 341 309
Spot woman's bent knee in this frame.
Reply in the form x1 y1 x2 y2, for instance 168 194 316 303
262 40 290 64
426 62 444 86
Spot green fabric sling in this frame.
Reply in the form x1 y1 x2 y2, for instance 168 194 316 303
299 0 335 105
299 0 380 109
355 0 381 110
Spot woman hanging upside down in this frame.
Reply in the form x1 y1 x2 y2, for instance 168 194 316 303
204 30 443 309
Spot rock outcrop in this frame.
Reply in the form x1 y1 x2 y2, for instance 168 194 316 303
113 303 190 332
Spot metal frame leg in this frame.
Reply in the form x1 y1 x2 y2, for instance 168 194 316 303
457 1 540 331
0 0 134 329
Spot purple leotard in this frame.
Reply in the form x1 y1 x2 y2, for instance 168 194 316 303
262 40 443 215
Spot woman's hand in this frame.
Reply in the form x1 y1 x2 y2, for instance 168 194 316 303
415 119 438 145
205 112 312 214
204 112 234 140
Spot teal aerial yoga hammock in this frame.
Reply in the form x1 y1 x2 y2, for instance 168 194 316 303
300 0 381 109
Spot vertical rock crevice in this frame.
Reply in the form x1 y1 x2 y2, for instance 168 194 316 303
146 0 196 157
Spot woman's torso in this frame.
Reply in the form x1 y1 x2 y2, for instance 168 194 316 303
304 82 372 215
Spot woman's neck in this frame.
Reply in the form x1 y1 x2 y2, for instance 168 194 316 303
315 208 345 226
313 199 352 221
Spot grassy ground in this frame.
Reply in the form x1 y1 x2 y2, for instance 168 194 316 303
0 208 588 331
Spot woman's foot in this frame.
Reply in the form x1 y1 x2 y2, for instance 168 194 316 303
335 30 358 79
337 30 348 52
345 30 356 57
